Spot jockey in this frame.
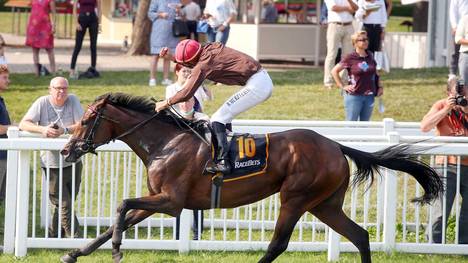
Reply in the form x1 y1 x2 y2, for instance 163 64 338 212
155 39 274 175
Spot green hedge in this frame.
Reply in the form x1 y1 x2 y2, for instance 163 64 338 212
391 2 414 17
0 0 9 12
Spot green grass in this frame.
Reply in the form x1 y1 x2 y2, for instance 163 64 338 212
0 250 468 263
4 67 448 123
386 16 414 33
0 68 460 261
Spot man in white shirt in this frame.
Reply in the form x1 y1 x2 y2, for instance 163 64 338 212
182 0 201 41
204 0 237 44
355 0 388 54
455 14 468 85
323 0 358 88
449 0 468 81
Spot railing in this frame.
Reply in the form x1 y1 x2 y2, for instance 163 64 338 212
1 118 467 261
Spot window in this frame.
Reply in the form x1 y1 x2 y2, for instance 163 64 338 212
233 0 319 24
112 0 139 19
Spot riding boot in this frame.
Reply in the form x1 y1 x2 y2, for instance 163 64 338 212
206 122 231 175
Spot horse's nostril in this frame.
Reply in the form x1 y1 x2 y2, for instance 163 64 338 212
60 149 69 156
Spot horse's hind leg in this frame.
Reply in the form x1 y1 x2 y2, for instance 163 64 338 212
60 209 154 263
258 205 303 263
310 181 371 263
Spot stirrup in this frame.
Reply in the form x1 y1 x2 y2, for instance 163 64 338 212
205 159 231 175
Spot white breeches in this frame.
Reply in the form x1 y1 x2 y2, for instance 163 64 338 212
211 69 274 124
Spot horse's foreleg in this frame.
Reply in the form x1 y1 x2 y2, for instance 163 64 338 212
60 209 154 263
258 206 302 263
112 194 179 263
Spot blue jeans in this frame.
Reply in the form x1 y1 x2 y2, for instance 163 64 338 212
343 93 375 121
207 26 230 44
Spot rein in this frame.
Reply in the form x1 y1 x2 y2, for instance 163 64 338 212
166 105 210 145
74 99 210 154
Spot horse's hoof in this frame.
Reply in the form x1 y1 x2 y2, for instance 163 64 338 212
60 254 77 263
112 251 123 263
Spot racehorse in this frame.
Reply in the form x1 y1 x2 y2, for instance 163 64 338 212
60 93 443 263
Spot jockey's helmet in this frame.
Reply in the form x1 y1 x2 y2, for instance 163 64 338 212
175 39 202 64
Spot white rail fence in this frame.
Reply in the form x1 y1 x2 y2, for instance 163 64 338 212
1 118 467 261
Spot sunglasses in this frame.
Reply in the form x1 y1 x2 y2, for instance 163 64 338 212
357 38 369 42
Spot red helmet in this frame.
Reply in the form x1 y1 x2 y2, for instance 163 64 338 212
175 39 202 64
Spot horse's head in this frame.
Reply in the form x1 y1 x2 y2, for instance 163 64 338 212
61 95 118 162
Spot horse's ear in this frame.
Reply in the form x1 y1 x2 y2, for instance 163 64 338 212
102 93 113 105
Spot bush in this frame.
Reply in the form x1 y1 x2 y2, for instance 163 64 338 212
391 2 414 17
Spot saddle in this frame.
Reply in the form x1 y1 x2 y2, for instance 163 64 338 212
207 132 270 208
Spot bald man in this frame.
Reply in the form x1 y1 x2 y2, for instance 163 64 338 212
19 76 84 238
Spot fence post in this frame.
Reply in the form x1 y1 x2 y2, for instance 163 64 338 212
15 150 31 257
383 132 399 253
379 118 395 235
178 209 192 254
327 228 340 261
3 127 19 254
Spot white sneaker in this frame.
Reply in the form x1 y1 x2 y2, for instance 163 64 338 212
161 78 173 86
149 79 156 86
448 74 457 82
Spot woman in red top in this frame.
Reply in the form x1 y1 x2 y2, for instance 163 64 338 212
25 0 56 76
331 30 383 121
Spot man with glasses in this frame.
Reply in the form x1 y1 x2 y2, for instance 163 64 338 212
19 77 84 238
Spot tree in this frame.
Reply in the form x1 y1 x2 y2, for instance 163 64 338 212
412 2 428 33
128 0 152 55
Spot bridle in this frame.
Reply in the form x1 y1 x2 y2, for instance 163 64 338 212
69 98 209 156
70 103 161 155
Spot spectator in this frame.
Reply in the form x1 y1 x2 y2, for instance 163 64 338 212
166 64 212 115
0 65 12 201
69 0 102 79
181 0 202 41
421 78 468 244
355 0 388 54
148 0 181 87
25 0 57 76
19 77 84 238
204 0 237 44
456 14 468 85
323 0 358 89
261 0 278 23
449 0 468 81
0 35 6 65
331 30 383 121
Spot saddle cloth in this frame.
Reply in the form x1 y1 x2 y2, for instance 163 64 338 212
222 133 269 182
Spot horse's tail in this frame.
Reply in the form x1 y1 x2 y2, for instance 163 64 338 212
339 143 444 204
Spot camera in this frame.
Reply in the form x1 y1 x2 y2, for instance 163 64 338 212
455 80 468 106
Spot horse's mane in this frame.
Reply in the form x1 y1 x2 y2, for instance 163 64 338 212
96 93 156 113
95 93 208 134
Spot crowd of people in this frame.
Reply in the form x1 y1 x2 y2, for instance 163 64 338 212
0 0 467 245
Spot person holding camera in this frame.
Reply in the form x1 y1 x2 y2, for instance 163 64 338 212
19 77 84 238
421 79 468 244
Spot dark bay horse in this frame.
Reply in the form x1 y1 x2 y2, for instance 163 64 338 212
60 93 443 263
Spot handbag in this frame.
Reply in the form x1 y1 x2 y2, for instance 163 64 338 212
172 19 189 37
374 46 390 73
196 20 209 33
